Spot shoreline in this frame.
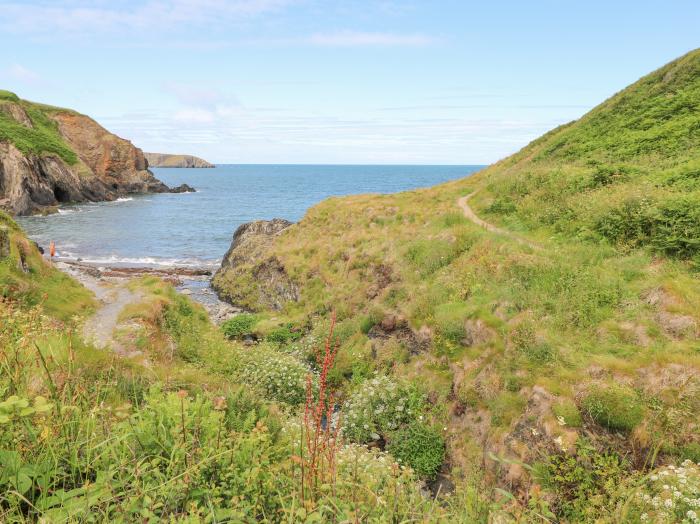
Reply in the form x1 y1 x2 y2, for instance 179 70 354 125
55 259 241 324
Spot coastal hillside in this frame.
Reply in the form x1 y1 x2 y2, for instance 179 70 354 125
0 90 171 215
1 208 475 521
213 49 700 520
144 152 214 168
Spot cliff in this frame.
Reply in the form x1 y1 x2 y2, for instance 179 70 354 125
144 152 214 168
0 90 174 215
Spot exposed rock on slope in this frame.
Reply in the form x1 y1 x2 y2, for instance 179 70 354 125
0 91 175 215
212 219 298 311
144 152 214 168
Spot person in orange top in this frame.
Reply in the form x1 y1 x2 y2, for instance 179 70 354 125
49 241 56 258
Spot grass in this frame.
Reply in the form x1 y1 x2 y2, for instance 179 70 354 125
4 49 700 521
0 90 78 164
209 48 700 521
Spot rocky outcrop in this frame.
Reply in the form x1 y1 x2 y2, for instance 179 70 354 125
170 183 196 193
0 95 180 216
144 152 214 168
212 219 299 311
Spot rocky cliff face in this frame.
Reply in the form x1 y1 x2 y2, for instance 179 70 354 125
144 152 214 168
0 94 173 215
212 219 299 311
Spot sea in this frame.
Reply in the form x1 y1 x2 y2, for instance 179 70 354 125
16 164 482 269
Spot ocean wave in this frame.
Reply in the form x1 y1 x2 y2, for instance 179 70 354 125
65 254 222 269
57 209 77 215
113 197 134 203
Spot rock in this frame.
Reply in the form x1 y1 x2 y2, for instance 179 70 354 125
0 96 171 216
212 219 299 311
462 318 496 346
0 226 10 258
169 183 196 193
657 311 698 339
144 153 214 168
32 241 44 255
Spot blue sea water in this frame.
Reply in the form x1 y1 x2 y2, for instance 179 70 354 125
17 164 482 268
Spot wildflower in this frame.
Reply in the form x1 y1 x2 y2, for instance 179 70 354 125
556 415 566 426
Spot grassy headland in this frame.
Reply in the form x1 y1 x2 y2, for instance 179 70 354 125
0 90 78 164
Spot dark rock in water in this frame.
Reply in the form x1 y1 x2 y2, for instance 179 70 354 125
170 183 196 193
0 227 10 259
212 219 298 311
32 241 44 255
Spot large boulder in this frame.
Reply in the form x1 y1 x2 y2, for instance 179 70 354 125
212 219 299 311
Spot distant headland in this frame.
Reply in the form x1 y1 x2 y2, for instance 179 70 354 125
144 152 215 168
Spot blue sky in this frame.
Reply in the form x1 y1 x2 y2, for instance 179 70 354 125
1 1 698 164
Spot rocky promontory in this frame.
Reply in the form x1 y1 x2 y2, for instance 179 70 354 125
0 90 184 215
144 152 214 168
212 219 299 311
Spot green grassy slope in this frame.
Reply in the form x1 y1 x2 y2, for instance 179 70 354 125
1 215 480 522
0 89 78 164
214 49 700 521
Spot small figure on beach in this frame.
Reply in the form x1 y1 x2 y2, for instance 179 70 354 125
49 241 56 258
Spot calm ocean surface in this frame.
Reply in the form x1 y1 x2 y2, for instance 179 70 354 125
17 164 482 268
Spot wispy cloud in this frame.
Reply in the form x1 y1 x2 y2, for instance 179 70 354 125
307 31 438 47
97 100 564 164
6 64 42 85
0 0 294 36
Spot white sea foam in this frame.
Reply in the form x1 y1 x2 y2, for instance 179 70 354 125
113 197 134 203
71 254 221 269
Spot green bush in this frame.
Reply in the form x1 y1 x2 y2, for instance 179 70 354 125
388 423 446 480
343 375 424 444
595 194 700 259
486 196 516 215
237 348 311 406
221 313 258 339
588 164 633 187
539 439 630 522
581 385 644 433
265 324 302 345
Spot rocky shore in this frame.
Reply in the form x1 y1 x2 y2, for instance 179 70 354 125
58 261 241 324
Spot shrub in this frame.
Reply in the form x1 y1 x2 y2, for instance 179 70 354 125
486 196 516 215
539 439 630 522
221 313 258 339
619 460 700 523
265 324 302 345
595 194 700 259
343 375 424 444
433 302 469 343
388 423 446 480
589 164 633 187
581 385 644 433
237 348 311 406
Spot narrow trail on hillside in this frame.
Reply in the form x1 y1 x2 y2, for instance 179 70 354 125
457 192 542 250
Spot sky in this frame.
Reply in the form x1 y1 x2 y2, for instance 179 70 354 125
1 1 698 164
